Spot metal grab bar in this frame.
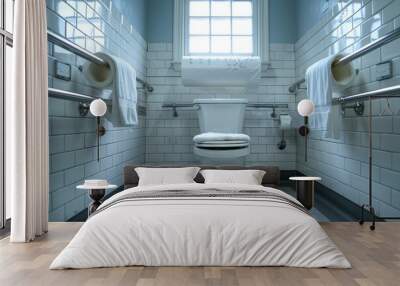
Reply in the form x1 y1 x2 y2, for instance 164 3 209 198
48 30 106 66
162 103 289 109
48 88 108 103
162 102 289 118
332 85 400 104
48 87 147 117
47 30 153 92
289 27 400 93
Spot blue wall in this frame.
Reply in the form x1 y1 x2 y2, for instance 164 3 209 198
146 0 297 44
147 0 174 43
295 0 329 40
269 0 297 43
113 0 148 39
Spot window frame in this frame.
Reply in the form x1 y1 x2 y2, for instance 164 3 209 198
173 0 269 63
183 0 258 57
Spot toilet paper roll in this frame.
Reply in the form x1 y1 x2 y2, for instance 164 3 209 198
82 52 115 89
331 54 355 97
279 114 292 130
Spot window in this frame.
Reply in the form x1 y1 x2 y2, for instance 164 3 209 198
174 0 269 62
186 0 255 56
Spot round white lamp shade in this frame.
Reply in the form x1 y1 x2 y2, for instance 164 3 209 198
297 99 315 117
90 99 107 117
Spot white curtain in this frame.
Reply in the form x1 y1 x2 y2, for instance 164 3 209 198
7 0 49 242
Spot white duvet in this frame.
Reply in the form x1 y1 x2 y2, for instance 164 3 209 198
50 183 351 269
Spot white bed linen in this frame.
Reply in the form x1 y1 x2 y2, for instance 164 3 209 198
50 183 351 269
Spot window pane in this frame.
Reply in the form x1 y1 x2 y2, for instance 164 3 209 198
211 1 231 16
190 1 210 16
189 36 210 53
190 18 210 35
232 36 252 53
5 0 14 33
211 18 230 35
232 1 252 16
211 36 231 53
232 18 252 35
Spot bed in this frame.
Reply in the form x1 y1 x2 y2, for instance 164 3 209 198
50 166 350 269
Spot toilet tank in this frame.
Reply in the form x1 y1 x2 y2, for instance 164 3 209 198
193 98 248 133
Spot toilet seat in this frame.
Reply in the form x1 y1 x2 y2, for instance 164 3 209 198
195 140 250 148
193 132 250 158
193 132 250 144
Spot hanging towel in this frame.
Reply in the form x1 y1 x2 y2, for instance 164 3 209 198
306 55 354 139
182 56 261 86
83 53 138 126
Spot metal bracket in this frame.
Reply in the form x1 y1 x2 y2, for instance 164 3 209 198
271 107 277 118
79 102 90 116
341 101 364 116
172 106 178 117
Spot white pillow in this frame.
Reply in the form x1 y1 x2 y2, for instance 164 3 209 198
200 169 266 185
135 167 200 186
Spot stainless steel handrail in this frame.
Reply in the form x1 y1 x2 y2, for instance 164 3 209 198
48 88 111 104
332 85 400 104
47 30 153 92
289 27 400 93
162 103 289 109
48 30 106 66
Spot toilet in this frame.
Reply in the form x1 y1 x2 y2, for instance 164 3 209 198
193 98 250 159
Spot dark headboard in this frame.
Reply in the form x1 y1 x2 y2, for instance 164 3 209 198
123 165 280 189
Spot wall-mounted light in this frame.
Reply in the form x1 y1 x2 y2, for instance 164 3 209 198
297 99 315 162
90 99 107 161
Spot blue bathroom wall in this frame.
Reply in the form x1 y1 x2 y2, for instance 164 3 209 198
295 0 400 217
147 0 297 44
46 0 147 221
147 0 174 43
295 0 330 40
269 0 297 43
113 0 147 39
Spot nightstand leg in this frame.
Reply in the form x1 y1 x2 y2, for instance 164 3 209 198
296 181 314 210
88 189 106 216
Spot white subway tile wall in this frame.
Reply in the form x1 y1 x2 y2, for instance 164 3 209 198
296 0 400 217
47 0 147 221
145 43 297 168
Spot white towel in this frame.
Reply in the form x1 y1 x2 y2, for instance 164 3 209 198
83 53 138 126
306 55 353 140
193 132 250 144
182 56 261 86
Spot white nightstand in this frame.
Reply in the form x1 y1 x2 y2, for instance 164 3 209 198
289 177 321 210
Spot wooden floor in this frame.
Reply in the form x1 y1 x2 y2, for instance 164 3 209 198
0 222 399 286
